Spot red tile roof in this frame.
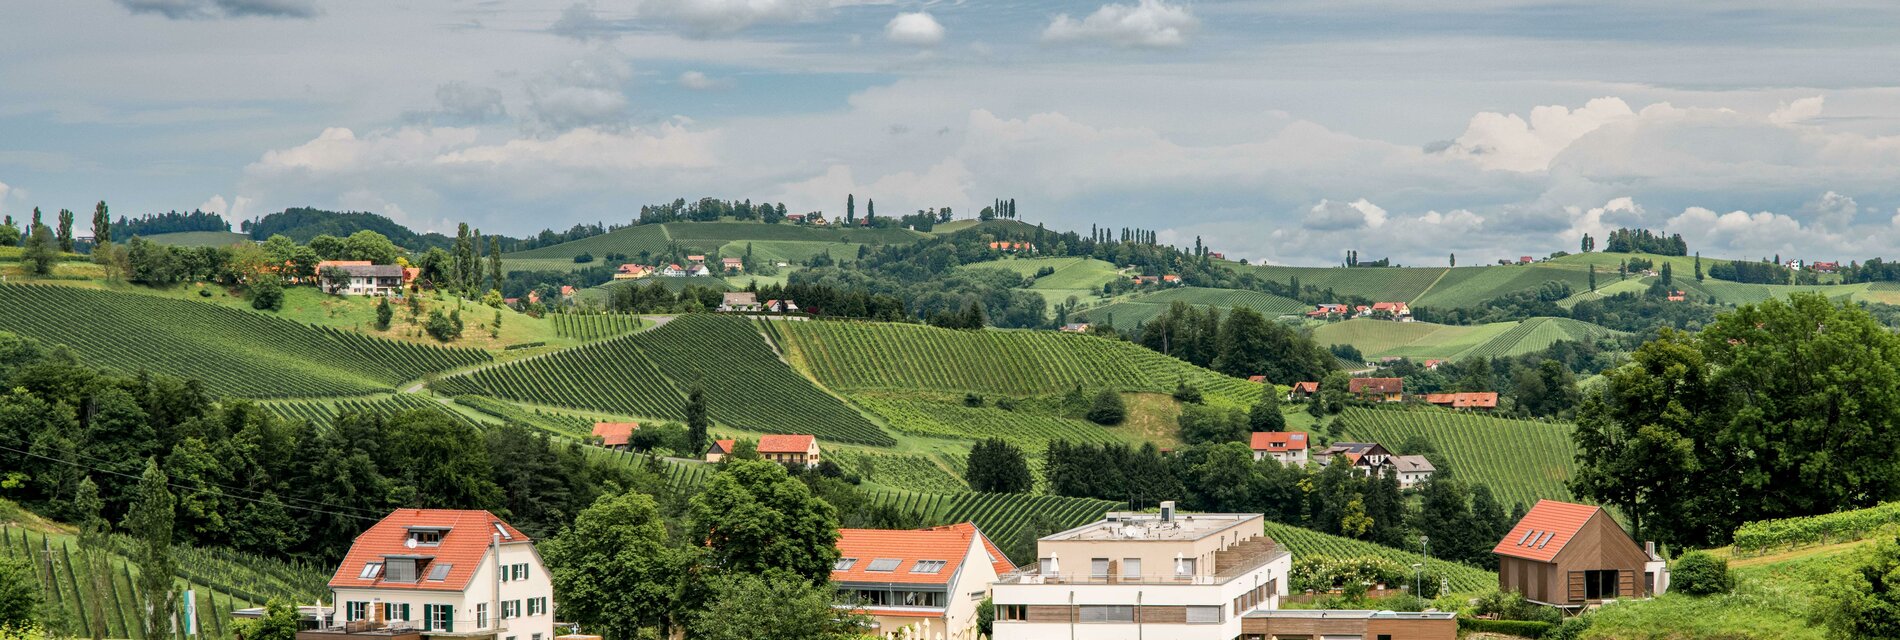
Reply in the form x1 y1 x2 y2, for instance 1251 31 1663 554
1247 375 1268 383
1493 500 1602 563
757 434 816 454
833 523 1012 586
1250 431 1309 452
1290 381 1320 394
328 509 528 592
591 422 639 447
708 439 736 455
1349 378 1403 394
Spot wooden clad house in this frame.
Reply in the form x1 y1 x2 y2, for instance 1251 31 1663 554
1493 500 1669 607
1348 377 1403 402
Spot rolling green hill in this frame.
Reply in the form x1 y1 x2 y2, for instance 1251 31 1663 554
773 319 1262 405
1410 265 1594 309
1083 286 1308 328
1313 317 1620 361
1242 264 1449 301
0 284 490 397
1336 407 1578 510
505 221 924 263
433 315 894 445
960 256 1125 311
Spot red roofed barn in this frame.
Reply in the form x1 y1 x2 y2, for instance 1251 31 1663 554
833 523 1013 640
589 422 639 451
1494 500 1668 606
320 510 552 640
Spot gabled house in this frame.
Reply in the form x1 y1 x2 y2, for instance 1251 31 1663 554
1519 256 1534 264
834 523 1013 640
1287 381 1320 401
1161 274 1181 285
688 263 712 277
786 213 806 223
1348 378 1403 402
613 264 651 279
1666 291 1687 302
718 292 762 312
661 264 686 277
1314 442 1393 472
1305 304 1348 319
590 422 638 451
720 257 743 274
686 254 706 263
764 299 799 313
1392 455 1435 488
322 264 406 297
758 434 821 467
315 510 553 640
703 439 737 463
1494 500 1668 607
1422 392 1498 411
1370 301 1412 321
1811 261 1840 273
1250 431 1309 466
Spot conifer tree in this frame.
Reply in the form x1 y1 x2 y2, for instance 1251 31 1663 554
92 201 110 245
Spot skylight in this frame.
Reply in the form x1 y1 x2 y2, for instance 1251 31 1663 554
1518 530 1537 546
494 523 512 540
427 563 453 581
833 558 857 571
359 563 383 579
911 560 947 574
866 558 902 572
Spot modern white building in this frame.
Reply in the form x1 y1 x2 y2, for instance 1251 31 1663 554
310 509 554 640
989 503 1291 640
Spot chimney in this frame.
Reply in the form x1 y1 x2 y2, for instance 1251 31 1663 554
1645 541 1656 558
1160 501 1175 523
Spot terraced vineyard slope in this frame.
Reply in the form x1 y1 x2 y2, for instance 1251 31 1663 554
0 284 489 397
866 490 1120 561
260 394 485 430
776 320 1261 405
1336 407 1578 509
1313 317 1620 361
551 313 647 340
1258 521 1495 592
435 315 893 445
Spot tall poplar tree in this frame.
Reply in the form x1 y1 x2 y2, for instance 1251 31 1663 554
56 208 75 252
92 201 111 245
487 236 503 292
126 459 177 639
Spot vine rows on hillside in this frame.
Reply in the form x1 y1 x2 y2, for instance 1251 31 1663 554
551 314 646 341
430 334 689 421
865 490 1118 557
1258 521 1495 592
1337 407 1577 510
827 448 969 494
1732 501 1900 556
259 395 484 431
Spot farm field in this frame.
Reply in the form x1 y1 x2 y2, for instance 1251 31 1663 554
92 283 578 351
1557 276 1652 307
1312 317 1619 361
0 284 490 397
435 315 894 445
718 239 859 266
865 490 1121 562
1336 407 1578 510
960 256 1124 313
850 392 1132 453
134 230 251 248
1257 521 1496 593
776 320 1262 406
1242 264 1449 301
1409 265 1594 309
1083 286 1306 328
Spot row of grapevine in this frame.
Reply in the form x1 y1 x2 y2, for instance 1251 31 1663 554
453 395 598 438
776 320 1260 405
1731 500 1900 556
850 394 1125 453
259 394 484 431
827 448 969 494
0 526 283 640
551 314 647 341
578 448 714 493
434 316 895 445
0 284 488 397
1336 407 1578 510
1259 521 1495 593
866 490 1119 555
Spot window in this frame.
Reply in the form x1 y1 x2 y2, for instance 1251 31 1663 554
501 601 516 619
997 605 1027 622
1121 558 1142 579
476 603 488 628
1185 605 1221 623
494 523 513 540
383 603 409 622
1584 570 1620 600
423 604 452 632
1174 557 1197 577
408 530 442 546
1038 558 1057 574
911 560 947 574
345 602 368 622
532 635 542 640
359 563 383 579
385 558 419 582
866 558 902 572
427 563 453 581
527 597 548 616
834 558 857 571
514 564 529 581
1078 605 1135 623
1379 635 1393 640
1090 558 1110 578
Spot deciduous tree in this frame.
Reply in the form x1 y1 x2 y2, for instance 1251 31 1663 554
541 490 685 638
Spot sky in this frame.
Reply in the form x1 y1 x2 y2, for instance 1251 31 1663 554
5 1 1900 266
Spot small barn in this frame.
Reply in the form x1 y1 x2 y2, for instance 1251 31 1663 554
1493 500 1668 607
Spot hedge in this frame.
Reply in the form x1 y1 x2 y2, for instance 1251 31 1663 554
1458 617 1555 637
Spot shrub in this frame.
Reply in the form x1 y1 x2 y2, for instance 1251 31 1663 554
425 309 461 342
1172 382 1203 404
963 392 985 408
573 252 595 263
1542 615 1594 640
1472 590 1561 623
198 288 212 297
249 275 284 311
1670 551 1732 595
1085 389 1126 425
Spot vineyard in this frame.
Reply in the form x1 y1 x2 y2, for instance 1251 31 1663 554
826 448 969 494
435 315 894 445
1258 521 1495 593
0 284 489 397
1731 500 1900 556
0 525 327 640
1336 407 1578 510
1410 265 1595 309
1243 265 1449 302
260 394 484 430
850 393 1127 453
453 395 599 439
1313 317 1620 361
866 490 1120 562
577 448 714 493
1139 287 1308 315
550 313 648 341
776 320 1259 405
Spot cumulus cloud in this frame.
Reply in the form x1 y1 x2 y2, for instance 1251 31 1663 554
1303 199 1387 231
1042 0 1198 48
677 71 728 90
1439 97 1638 172
885 12 945 46
197 194 254 219
116 0 318 20
1769 95 1825 126
525 54 634 133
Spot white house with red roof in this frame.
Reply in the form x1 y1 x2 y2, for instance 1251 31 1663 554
833 523 1013 640
703 439 737 463
757 434 821 467
319 509 553 640
1249 432 1308 466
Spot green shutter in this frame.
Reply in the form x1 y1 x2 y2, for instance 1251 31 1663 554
443 606 453 633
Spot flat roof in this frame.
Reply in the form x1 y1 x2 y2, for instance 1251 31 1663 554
1044 512 1260 542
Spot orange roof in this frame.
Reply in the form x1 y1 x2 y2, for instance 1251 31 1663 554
757 434 816 454
591 422 639 446
1247 375 1268 383
1291 381 1320 393
327 509 529 592
1454 392 1498 408
1250 431 1308 452
687 255 706 261
833 523 1012 586
560 285 575 296
316 260 372 270
708 439 736 455
1493 500 1602 562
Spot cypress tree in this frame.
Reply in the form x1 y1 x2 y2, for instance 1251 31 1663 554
126 459 177 639
686 384 710 455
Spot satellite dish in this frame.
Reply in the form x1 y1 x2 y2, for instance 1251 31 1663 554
405 538 418 549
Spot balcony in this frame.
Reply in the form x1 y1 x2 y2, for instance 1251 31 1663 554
997 540 1287 586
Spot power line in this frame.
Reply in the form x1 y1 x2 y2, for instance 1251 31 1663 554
0 442 380 523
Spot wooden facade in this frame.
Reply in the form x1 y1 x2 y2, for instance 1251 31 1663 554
1497 507 1652 605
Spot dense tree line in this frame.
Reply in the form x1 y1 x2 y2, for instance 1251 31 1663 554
111 210 232 238
1133 302 1334 384
243 208 460 251
637 197 790 225
1600 228 1687 255
1572 294 1900 547
1706 259 1792 284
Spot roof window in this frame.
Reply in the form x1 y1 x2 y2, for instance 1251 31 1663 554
866 558 902 572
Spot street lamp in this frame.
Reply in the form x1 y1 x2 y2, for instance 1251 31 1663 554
1419 535 1430 598
1411 563 1423 598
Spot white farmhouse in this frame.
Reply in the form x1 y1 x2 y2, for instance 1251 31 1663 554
311 509 554 640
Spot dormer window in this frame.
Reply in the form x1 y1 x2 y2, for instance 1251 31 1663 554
386 557 419 582
407 527 448 546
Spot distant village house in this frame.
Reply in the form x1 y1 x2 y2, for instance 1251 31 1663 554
1250 431 1309 466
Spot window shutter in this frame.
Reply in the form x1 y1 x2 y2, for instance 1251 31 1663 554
443 605 453 633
